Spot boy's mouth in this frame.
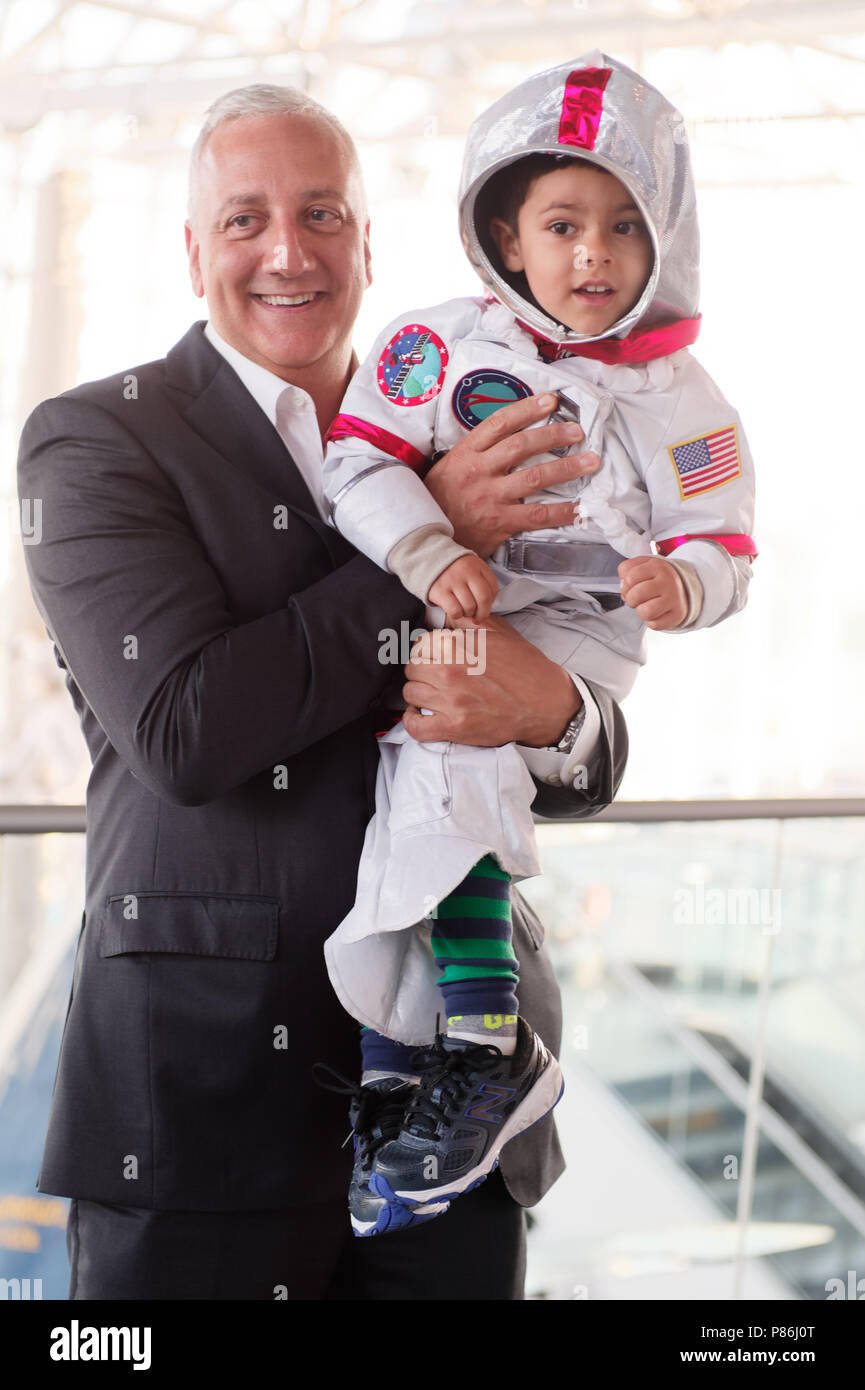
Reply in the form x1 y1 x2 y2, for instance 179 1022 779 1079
574 281 615 303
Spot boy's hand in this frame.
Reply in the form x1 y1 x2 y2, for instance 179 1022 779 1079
428 554 498 622
618 555 689 630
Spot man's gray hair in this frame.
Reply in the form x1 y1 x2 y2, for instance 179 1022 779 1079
187 83 363 222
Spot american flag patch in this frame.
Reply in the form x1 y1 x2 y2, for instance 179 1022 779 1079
668 425 741 499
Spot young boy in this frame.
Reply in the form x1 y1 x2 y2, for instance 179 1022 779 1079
318 51 756 1236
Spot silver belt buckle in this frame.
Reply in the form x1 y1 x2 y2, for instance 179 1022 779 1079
546 391 582 458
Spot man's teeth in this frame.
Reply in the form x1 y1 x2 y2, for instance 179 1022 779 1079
258 293 317 305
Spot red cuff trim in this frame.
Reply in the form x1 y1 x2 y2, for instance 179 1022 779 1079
656 533 758 559
325 414 429 474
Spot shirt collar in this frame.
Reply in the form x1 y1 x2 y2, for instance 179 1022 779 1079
203 320 312 426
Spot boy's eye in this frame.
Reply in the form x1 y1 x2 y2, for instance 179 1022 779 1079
549 221 574 235
615 220 644 235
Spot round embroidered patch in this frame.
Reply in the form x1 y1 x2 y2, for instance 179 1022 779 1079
376 325 449 407
452 368 533 430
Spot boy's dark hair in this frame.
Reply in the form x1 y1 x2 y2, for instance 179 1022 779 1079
479 153 603 236
475 153 610 315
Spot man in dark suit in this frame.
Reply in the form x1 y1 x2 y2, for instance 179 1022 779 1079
17 86 626 1300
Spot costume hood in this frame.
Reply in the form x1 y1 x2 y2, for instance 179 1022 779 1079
458 50 700 354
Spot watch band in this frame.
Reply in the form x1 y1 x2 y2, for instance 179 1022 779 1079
551 703 586 753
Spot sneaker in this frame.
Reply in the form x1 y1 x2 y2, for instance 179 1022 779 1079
369 1017 564 1210
312 1065 451 1237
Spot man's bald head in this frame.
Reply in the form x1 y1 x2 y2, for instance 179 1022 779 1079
187 83 366 228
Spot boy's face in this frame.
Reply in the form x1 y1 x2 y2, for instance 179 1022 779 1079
490 163 653 335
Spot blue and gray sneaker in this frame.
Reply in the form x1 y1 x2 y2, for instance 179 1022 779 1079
313 1066 451 1237
369 1017 564 1213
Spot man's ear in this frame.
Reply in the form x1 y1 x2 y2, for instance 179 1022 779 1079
363 218 373 289
185 220 205 298
489 217 524 273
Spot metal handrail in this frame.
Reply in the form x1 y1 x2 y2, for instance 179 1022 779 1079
2 798 865 833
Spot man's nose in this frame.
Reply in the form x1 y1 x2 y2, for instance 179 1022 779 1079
263 225 317 277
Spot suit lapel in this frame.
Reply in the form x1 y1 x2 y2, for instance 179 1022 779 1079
164 321 349 564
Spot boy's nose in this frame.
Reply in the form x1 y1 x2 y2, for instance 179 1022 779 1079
581 231 613 263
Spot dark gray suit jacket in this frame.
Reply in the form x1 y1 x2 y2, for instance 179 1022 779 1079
17 322 627 1212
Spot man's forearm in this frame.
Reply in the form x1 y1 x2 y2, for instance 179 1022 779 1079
514 662 583 749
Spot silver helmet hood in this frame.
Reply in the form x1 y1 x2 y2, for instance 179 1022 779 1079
458 50 699 347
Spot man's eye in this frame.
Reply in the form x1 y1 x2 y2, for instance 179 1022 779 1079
308 207 341 224
228 214 258 230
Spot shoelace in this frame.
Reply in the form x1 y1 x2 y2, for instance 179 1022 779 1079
311 1062 414 1160
401 1035 504 1140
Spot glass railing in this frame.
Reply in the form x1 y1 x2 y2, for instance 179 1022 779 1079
2 802 865 1300
523 806 865 1300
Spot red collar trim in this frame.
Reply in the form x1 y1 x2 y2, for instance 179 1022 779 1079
515 313 702 364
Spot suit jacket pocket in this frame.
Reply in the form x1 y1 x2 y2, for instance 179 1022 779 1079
98 891 279 960
94 891 283 1205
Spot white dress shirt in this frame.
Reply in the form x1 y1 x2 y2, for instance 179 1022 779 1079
203 320 603 791
204 320 329 522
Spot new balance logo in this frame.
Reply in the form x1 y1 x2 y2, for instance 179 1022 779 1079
465 1084 516 1124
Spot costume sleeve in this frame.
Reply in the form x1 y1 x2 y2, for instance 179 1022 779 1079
642 354 757 630
386 525 474 603
323 302 476 572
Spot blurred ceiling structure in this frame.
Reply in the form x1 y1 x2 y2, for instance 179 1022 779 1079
1 0 864 144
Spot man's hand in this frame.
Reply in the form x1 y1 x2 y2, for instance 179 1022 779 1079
401 614 582 748
618 555 689 630
424 393 601 557
428 554 498 623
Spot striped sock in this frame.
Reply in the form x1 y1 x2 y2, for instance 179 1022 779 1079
430 854 519 1055
359 1025 419 1085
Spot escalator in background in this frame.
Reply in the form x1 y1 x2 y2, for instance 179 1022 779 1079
606 964 865 1301
0 943 73 1300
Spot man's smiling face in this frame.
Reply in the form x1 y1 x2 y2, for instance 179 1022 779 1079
185 112 371 386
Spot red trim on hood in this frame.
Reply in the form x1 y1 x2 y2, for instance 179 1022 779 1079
558 66 612 150
515 313 702 364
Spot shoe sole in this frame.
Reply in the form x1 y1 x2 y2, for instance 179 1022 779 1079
373 1059 565 1208
351 1198 450 1238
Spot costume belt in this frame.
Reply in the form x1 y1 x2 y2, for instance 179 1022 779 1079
504 537 625 609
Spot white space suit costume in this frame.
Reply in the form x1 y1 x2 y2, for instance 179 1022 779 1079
322 51 757 1044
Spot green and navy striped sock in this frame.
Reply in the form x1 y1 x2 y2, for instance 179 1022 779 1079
430 854 519 1054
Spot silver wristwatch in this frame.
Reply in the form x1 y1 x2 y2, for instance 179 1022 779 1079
551 704 586 754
